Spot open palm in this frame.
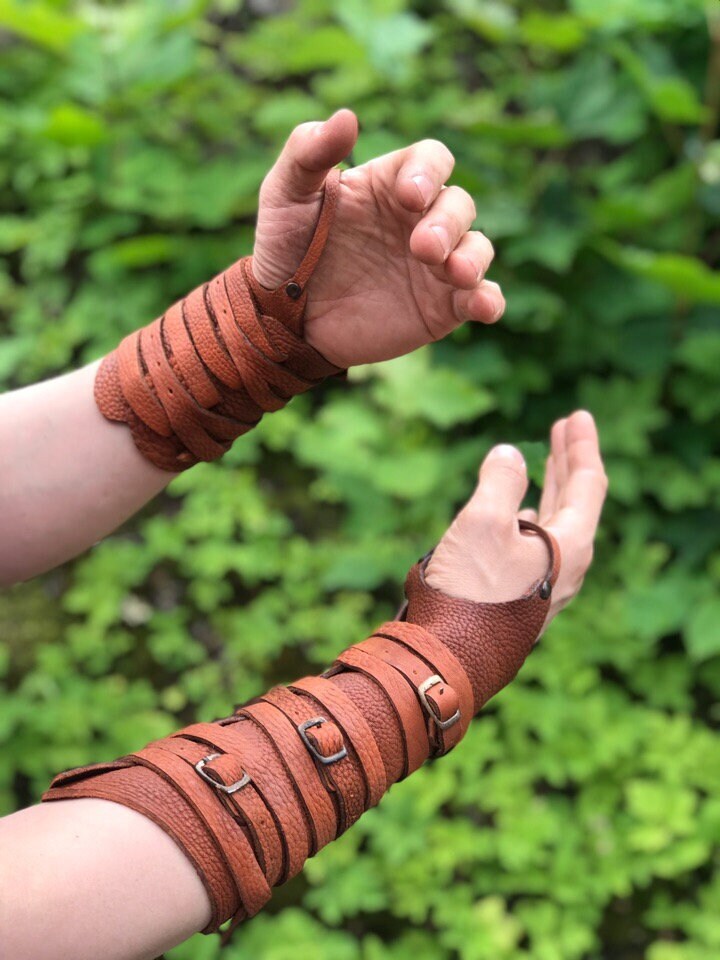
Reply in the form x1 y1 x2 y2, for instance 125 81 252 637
252 109 503 369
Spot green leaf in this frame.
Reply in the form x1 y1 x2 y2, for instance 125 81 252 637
613 40 707 124
520 13 587 52
371 350 496 427
685 597 720 662
600 243 720 303
44 103 107 146
0 0 84 52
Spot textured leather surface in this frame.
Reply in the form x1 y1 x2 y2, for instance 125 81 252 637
167 722 284 886
234 701 337 855
354 636 463 755
136 743 271 918
42 520 560 934
403 520 560 708
257 684 361 835
43 760 238 930
329 646 429 778
290 676 388 808
94 169 343 471
373 620 475 722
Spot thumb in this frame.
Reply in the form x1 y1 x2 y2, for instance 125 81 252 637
425 445 547 604
261 109 358 207
470 445 529 522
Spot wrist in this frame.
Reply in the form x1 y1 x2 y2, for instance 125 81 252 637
94 171 342 473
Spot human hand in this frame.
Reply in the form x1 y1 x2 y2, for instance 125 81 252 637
425 411 608 626
252 109 502 369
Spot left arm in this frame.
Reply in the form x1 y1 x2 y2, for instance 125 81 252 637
0 110 502 586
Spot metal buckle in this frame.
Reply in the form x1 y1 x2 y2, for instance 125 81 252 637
297 717 348 765
195 753 251 794
418 675 461 731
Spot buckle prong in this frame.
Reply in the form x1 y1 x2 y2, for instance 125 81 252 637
195 753 251 794
418 675 461 731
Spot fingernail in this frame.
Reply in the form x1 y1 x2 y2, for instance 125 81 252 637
411 174 432 207
489 444 525 466
482 280 505 321
430 224 451 259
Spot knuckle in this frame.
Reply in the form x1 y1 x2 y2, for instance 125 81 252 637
568 575 585 600
577 467 608 494
445 184 470 208
432 210 454 232
472 235 495 272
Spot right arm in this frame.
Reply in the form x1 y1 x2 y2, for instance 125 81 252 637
0 410 606 960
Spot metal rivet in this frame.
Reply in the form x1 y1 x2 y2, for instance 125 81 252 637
286 281 302 300
539 580 552 600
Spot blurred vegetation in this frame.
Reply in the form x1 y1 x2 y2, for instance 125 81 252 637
0 0 719 957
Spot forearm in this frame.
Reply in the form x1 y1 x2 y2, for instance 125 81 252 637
1 534 556 960
0 170 342 587
0 361 173 585
0 799 210 960
0 665 406 960
0 415 604 960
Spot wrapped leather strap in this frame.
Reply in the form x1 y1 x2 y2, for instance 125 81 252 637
328 646 429 778
290 676 388 810
95 169 343 471
165 723 284 885
353 636 463 755
134 744 271 918
42 520 560 935
371 621 476 723
256 684 362 834
234 701 337 854
178 719 309 885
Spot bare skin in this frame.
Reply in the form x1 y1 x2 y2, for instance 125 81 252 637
0 109 502 586
254 109 502 365
0 413 607 960
426 410 607 613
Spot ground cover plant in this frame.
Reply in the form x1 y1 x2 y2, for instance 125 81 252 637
0 1 719 957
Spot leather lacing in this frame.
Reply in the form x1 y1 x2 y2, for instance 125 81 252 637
94 168 344 472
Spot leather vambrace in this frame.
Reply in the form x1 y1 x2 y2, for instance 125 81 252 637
43 521 559 935
95 169 343 472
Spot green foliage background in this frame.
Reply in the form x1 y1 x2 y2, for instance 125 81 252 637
1 0 719 957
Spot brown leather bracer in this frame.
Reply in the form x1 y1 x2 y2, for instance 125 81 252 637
95 169 343 471
42 521 559 935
